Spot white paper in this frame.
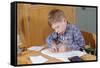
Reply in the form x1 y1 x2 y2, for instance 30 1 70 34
29 56 48 64
27 46 44 51
41 48 86 62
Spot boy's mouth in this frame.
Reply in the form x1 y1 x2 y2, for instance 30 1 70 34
58 31 64 35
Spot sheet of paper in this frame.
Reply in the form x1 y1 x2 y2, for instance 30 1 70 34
27 46 44 51
41 48 86 62
29 56 48 64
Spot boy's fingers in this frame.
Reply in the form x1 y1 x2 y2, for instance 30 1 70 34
50 48 54 52
51 47 58 52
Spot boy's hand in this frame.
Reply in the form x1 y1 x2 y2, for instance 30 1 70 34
51 45 58 53
50 42 58 53
58 43 70 52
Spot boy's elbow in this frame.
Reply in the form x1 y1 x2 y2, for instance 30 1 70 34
80 41 86 49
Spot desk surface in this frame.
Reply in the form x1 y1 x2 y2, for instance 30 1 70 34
17 48 96 65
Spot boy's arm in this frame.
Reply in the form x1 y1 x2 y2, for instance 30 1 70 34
46 32 59 52
46 32 57 48
70 25 85 51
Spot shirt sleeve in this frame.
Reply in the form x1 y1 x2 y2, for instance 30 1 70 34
46 32 57 48
70 25 85 50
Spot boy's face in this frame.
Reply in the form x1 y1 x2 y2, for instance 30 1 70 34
51 18 67 35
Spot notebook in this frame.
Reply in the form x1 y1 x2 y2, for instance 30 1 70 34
41 48 86 62
29 55 48 64
27 46 44 51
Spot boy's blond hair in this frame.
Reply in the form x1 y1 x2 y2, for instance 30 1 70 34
48 9 66 26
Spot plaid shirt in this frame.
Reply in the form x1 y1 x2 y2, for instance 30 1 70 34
46 24 85 51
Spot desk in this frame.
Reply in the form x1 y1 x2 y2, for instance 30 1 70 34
17 48 96 65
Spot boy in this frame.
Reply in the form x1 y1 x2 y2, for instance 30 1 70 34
46 9 85 53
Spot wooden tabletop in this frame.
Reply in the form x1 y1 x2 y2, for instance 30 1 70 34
17 48 96 65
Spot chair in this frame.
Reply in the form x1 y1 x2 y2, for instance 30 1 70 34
81 31 96 55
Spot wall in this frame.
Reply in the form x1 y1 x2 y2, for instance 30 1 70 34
76 7 96 34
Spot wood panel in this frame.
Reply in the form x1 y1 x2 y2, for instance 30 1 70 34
17 4 31 48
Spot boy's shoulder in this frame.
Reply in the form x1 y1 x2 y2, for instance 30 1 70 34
67 23 79 29
68 23 78 27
